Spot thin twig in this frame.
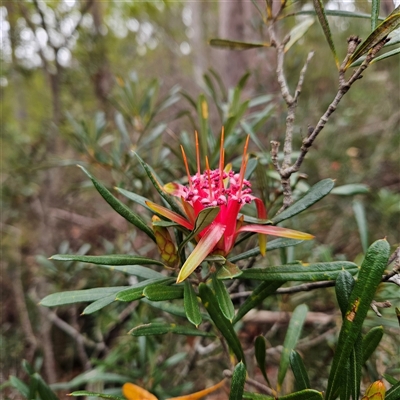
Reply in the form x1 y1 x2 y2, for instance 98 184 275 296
224 369 276 396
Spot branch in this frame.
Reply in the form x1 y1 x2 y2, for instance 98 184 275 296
224 369 276 397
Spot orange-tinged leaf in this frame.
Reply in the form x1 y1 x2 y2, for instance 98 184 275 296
146 201 193 230
166 379 226 400
177 223 225 283
237 225 314 241
122 383 158 400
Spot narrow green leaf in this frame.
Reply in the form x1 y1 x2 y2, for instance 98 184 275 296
199 283 245 363
69 390 126 399
196 94 209 156
178 207 220 252
255 336 270 385
362 326 384 364
115 187 151 210
240 261 358 282
287 9 385 21
82 294 116 315
9 376 29 398
78 165 156 242
347 338 363 400
233 281 284 324
325 239 390 400
285 18 315 52
349 46 400 67
290 350 310 390
229 238 304 263
35 373 58 400
134 153 183 215
331 184 369 195
82 264 163 279
143 284 184 301
184 281 202 327
279 389 323 400
312 0 339 68
129 322 214 337
383 374 399 386
371 0 381 31
277 304 308 388
229 362 247 400
212 274 235 321
40 286 130 307
386 380 400 400
217 260 243 279
353 200 369 254
346 5 400 68
209 39 271 50
115 277 174 302
243 393 273 399
340 360 352 400
335 270 356 318
272 179 335 224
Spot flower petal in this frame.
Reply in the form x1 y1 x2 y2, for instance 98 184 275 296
237 225 314 240
164 182 187 197
176 223 226 283
123 382 158 400
166 379 225 400
254 198 268 256
146 201 193 230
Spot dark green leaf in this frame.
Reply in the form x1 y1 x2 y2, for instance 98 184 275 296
312 0 339 68
290 350 310 391
233 281 284 324
346 5 400 68
212 274 235 321
325 239 390 400
35 373 58 400
209 39 271 50
129 322 214 337
240 261 358 282
279 389 323 400
229 362 247 400
335 270 356 318
272 179 335 224
115 278 174 302
386 381 400 400
184 281 202 327
362 326 384 364
82 294 116 315
143 284 184 301
255 336 270 385
199 283 245 363
371 0 381 31
78 166 156 242
277 304 308 389
69 391 125 399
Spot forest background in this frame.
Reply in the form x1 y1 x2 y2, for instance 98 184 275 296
1 0 399 399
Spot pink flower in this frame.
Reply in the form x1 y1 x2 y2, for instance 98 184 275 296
147 130 314 282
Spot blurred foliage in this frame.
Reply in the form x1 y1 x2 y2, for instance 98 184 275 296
1 0 399 399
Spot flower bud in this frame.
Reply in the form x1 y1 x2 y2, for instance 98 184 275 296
361 380 386 400
152 215 179 268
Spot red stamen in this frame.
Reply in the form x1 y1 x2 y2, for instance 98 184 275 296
219 127 225 191
181 145 192 189
205 156 212 198
195 131 201 176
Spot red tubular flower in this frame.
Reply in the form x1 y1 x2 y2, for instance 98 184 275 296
147 129 314 282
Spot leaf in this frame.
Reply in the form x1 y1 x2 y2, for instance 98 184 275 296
229 362 247 400
178 207 220 252
285 18 315 52
335 270 355 318
278 389 323 400
290 350 310 391
40 286 130 307
371 0 381 31
34 373 58 400
229 238 304 263
353 200 369 254
82 294 116 315
233 281 284 324
184 281 202 327
129 322 214 337
199 283 245 363
78 166 156 242
325 239 390 400
69 391 125 400
331 184 369 195
50 254 164 277
362 326 384 364
83 264 163 279
123 382 157 400
166 379 226 400
9 376 29 398
349 46 400 67
115 187 152 210
217 260 243 279
143 284 184 301
286 9 384 21
115 277 174 302
272 179 335 224
386 381 400 400
243 393 274 399
346 5 400 68
209 39 271 50
277 304 308 389
212 274 235 321
177 223 225 283
240 261 359 282
312 0 340 68
255 336 270 385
